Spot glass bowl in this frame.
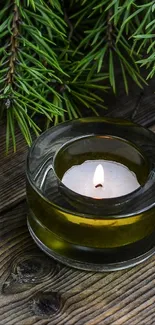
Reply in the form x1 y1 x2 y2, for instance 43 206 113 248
26 117 155 271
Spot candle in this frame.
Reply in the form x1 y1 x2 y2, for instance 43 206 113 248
61 160 140 198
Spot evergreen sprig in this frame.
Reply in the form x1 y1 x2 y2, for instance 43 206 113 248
1 0 155 150
69 0 154 93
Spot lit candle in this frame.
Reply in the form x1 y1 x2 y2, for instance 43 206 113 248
61 160 140 199
93 164 104 189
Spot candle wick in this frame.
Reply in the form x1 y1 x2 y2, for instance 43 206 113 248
95 183 103 188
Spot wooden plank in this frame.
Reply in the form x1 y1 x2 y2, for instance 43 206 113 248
104 72 155 127
104 79 143 121
0 122 28 213
149 124 155 133
131 77 155 127
1 202 155 325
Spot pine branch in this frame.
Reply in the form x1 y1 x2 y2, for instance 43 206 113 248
72 1 148 93
107 9 113 48
0 0 67 150
1 0 155 151
7 3 19 86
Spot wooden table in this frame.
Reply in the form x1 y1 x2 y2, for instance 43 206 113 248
1 80 155 325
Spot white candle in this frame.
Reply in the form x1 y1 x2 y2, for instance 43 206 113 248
61 160 140 199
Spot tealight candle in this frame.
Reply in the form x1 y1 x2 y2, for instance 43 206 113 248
62 160 140 198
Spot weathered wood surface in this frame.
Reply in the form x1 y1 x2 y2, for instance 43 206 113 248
0 121 27 213
104 71 155 127
1 202 155 325
0 81 155 325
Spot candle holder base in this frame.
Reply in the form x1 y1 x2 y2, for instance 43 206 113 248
27 216 155 272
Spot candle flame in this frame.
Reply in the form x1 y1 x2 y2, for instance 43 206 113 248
93 164 104 187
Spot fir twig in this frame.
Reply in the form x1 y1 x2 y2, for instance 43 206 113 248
0 0 155 151
7 3 19 86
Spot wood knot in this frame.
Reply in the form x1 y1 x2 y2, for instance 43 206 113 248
32 292 61 317
17 259 41 278
2 254 59 294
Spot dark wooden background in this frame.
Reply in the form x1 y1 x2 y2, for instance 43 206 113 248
0 74 155 325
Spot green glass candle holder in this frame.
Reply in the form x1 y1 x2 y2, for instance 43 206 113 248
26 117 155 271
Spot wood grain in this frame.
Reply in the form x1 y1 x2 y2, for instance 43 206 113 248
0 122 28 213
1 203 155 325
104 70 155 127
